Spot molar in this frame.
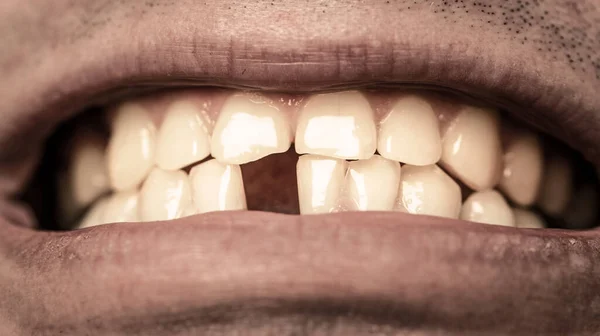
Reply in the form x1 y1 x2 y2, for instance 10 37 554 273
295 91 377 160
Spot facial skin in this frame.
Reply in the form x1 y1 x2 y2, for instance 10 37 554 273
1 1 599 335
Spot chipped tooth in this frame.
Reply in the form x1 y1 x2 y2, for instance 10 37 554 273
564 186 598 229
102 191 140 224
440 106 502 191
189 159 247 213
107 103 156 191
395 164 462 219
211 93 292 165
513 208 545 229
295 91 377 160
460 190 515 227
378 96 442 165
154 101 211 170
297 155 347 214
342 155 401 211
499 127 543 206
139 168 193 221
537 155 573 217
78 197 109 229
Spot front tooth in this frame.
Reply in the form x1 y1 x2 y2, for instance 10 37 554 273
154 101 211 170
107 103 156 191
513 208 546 229
78 197 109 229
189 159 247 213
139 168 193 221
211 93 292 164
378 96 442 165
440 106 502 191
395 164 462 219
537 155 573 217
499 127 543 206
564 185 598 229
343 155 401 211
295 91 377 160
102 191 140 223
297 155 347 214
460 190 515 226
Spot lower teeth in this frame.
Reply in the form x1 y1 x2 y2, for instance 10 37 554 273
32 88 599 231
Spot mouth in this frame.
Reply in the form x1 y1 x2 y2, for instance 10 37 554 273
3 3 600 334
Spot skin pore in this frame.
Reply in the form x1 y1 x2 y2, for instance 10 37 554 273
1 0 600 335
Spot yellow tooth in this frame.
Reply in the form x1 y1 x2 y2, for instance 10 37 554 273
154 101 211 170
295 91 376 160
189 159 247 213
395 164 462 219
499 128 543 206
107 103 156 191
564 185 598 229
440 106 502 191
211 93 292 164
139 168 193 221
297 155 347 214
513 208 545 229
537 155 573 217
77 196 110 229
102 191 140 223
460 190 515 227
343 155 401 211
378 96 442 165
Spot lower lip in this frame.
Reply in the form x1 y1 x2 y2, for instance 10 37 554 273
5 211 599 332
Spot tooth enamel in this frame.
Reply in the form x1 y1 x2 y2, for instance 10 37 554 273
295 91 377 160
564 185 598 229
78 197 109 229
378 96 442 165
102 191 140 223
499 128 543 206
460 190 515 226
297 155 347 214
107 103 156 191
342 155 401 211
139 168 193 221
537 155 573 217
211 93 292 164
513 208 545 229
395 164 462 218
189 159 247 213
440 106 502 191
154 101 211 170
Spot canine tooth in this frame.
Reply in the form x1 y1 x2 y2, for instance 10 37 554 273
139 168 193 221
343 155 401 211
78 197 109 229
378 96 442 165
460 190 515 226
297 155 347 214
513 208 545 229
440 106 502 191
537 155 573 216
211 93 292 164
102 191 139 223
155 101 211 170
295 91 376 160
499 128 543 206
107 103 156 191
564 186 598 229
396 164 462 218
189 159 247 213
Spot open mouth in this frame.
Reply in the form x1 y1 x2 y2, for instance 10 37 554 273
3 1 600 334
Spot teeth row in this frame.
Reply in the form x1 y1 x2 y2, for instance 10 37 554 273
62 90 595 229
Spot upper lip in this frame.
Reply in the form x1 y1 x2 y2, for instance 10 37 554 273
2 6 600 334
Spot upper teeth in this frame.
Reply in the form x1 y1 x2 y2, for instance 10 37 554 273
62 89 590 230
